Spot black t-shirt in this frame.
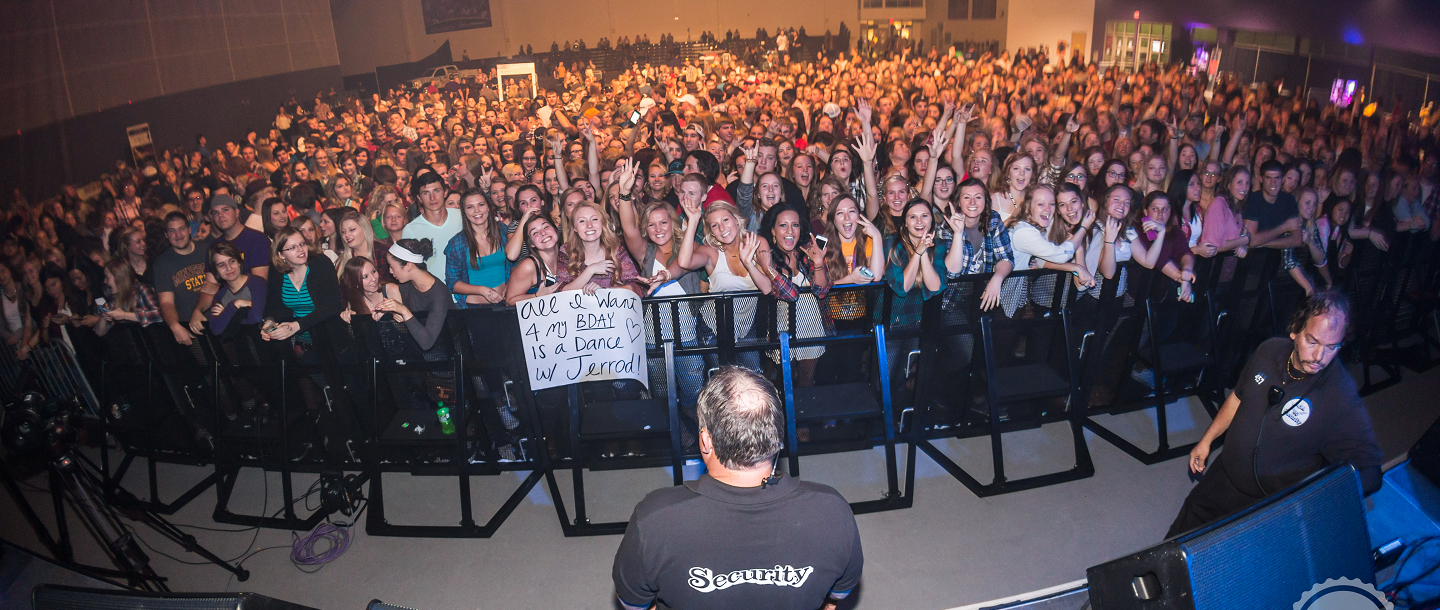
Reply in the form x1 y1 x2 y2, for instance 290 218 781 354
1218 337 1384 498
613 473 862 610
1242 190 1299 233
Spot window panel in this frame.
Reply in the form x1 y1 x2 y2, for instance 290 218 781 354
972 0 995 19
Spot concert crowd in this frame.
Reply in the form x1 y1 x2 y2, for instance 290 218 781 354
2 29 1438 453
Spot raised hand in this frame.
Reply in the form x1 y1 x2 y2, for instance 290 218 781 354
680 190 703 218
856 98 872 124
857 215 882 240
945 211 966 236
855 134 877 162
1103 215 1122 241
617 158 638 192
740 232 761 262
580 121 596 142
918 231 935 254
802 239 825 266
742 141 760 164
928 127 951 155
1066 113 1082 133
955 103 975 125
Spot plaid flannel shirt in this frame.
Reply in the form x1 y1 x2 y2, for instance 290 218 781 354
946 214 1015 278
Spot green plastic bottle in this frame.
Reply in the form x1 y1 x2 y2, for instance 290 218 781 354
436 402 455 435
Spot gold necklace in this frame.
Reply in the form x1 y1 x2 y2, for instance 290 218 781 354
1285 356 1306 382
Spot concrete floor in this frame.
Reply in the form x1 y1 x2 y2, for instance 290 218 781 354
2 363 1437 610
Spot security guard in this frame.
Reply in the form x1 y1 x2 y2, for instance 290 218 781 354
1167 290 1383 538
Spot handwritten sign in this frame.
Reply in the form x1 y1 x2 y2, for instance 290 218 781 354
517 289 648 391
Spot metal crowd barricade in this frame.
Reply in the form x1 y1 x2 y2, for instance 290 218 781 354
1344 236 1410 395
94 324 224 514
532 291 718 537
85 323 224 516
910 269 1094 497
1082 260 1224 465
361 308 545 538
208 318 370 530
776 283 912 512
0 341 99 417
1392 233 1440 371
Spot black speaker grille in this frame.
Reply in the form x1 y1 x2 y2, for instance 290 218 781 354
34 587 239 610
1184 467 1372 609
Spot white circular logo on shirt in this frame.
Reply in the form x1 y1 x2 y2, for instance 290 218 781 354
1282 398 1312 427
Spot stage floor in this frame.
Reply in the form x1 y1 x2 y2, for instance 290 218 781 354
2 364 1437 610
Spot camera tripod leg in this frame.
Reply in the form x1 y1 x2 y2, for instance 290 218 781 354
0 464 67 561
54 464 168 591
83 460 250 582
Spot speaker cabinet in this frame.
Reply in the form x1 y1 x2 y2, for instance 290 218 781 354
1086 464 1373 610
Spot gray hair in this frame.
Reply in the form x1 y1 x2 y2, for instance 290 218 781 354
696 366 783 470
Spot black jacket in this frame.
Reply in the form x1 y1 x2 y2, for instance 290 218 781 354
263 253 342 333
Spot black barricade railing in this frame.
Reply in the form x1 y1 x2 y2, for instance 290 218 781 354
1342 235 1413 395
34 240 1436 534
774 282 911 513
910 268 1095 496
1394 233 1440 370
1081 260 1224 465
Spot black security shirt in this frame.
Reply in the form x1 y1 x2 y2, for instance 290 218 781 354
1219 337 1384 498
612 473 862 610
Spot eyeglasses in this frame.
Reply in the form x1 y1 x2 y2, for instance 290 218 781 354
1106 170 1126 178
1067 173 1086 180
281 243 306 253
936 177 955 184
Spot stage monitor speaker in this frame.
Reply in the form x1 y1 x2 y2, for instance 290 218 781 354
33 585 319 610
1410 416 1440 489
1086 464 1372 610
367 601 424 610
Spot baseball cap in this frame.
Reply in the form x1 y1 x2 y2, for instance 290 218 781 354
638 97 656 113
822 102 841 118
676 94 698 107
206 193 239 215
666 160 685 176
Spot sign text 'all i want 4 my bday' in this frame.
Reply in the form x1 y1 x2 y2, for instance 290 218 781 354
516 289 648 391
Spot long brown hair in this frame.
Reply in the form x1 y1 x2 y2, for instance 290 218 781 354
460 188 501 269
563 201 627 279
340 255 376 314
1007 184 1067 245
822 195 871 281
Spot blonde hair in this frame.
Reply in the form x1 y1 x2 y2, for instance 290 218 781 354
700 201 745 249
334 208 377 277
366 185 399 218
562 201 627 280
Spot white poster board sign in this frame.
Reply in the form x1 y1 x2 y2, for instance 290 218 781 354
517 289 647 391
496 61 537 101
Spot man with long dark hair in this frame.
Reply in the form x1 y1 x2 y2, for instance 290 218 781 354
1166 290 1383 538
